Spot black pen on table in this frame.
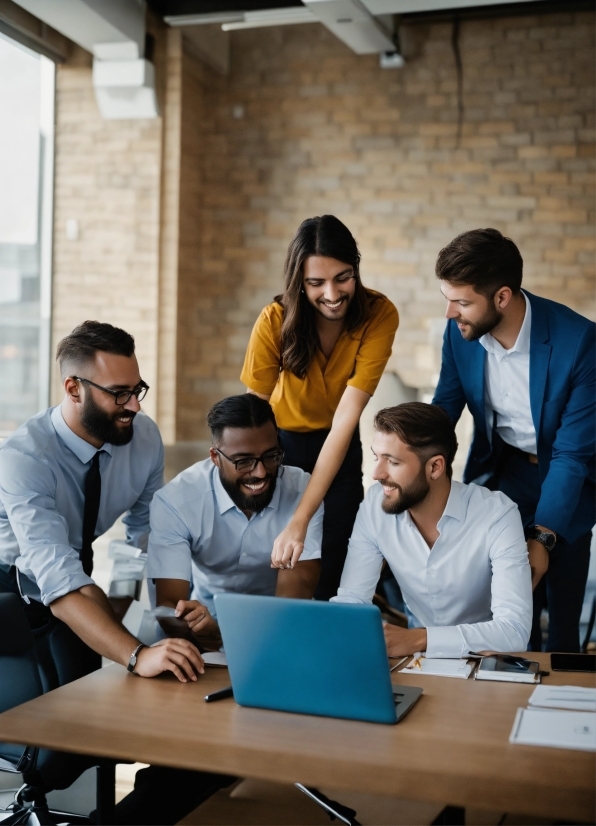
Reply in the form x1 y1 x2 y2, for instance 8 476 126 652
204 685 233 703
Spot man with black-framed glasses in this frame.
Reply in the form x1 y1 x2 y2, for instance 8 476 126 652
148 394 322 640
0 319 205 683
0 320 239 825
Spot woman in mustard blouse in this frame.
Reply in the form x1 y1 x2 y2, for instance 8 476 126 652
241 215 399 599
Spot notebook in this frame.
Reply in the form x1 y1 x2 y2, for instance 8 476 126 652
400 657 474 679
510 707 596 752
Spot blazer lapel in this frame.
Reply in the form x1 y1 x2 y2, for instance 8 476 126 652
528 292 552 438
467 341 487 438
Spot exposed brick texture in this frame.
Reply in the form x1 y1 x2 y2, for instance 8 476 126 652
50 27 168 421
174 10 594 440
51 11 595 442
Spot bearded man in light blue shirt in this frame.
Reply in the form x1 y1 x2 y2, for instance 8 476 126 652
148 394 322 640
0 321 238 826
333 402 532 658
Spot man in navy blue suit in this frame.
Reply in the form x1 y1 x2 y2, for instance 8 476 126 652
432 228 595 652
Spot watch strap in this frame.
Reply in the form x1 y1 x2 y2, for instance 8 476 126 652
127 642 146 673
530 527 556 551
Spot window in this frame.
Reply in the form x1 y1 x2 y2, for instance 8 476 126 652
0 33 54 435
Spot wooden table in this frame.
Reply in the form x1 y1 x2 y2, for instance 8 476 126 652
0 654 593 823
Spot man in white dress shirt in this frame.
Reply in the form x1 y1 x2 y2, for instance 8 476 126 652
333 403 532 658
147 394 322 639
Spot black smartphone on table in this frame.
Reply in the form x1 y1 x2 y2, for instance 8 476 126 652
550 653 596 672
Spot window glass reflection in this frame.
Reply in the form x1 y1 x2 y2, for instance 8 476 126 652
0 34 54 435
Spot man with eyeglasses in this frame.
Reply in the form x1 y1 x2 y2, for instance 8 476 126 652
0 321 239 824
147 394 322 640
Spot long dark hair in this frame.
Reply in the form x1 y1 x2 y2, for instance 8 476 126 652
275 215 374 379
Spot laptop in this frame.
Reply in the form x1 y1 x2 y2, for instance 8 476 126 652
214 593 423 725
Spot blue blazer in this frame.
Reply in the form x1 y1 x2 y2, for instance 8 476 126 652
432 291 595 544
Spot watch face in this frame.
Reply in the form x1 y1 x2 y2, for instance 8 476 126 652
536 530 556 550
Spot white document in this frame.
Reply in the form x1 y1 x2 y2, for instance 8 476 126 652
528 685 596 712
510 707 596 752
108 540 147 560
400 657 474 679
202 651 228 668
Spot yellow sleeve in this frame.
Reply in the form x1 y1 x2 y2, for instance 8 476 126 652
347 298 399 396
240 304 282 395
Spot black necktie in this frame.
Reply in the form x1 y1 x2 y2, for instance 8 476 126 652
81 451 102 577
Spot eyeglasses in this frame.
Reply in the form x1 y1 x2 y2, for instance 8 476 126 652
72 376 149 405
215 448 284 473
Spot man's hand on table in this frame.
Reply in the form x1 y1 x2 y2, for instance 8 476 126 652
383 623 427 658
175 599 220 639
134 638 205 682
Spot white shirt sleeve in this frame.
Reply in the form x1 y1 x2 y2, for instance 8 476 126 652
332 498 385 604
301 499 323 561
426 504 532 658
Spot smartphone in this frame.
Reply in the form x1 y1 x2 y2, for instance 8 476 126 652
551 653 596 672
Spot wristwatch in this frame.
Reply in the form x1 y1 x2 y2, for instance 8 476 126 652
127 642 146 674
529 527 556 552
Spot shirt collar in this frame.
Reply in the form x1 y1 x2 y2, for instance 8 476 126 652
51 405 112 464
437 481 465 528
212 464 282 516
479 290 531 358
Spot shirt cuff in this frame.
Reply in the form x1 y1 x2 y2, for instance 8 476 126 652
43 572 95 606
146 561 191 582
346 376 381 397
239 370 276 396
300 544 321 561
425 625 466 658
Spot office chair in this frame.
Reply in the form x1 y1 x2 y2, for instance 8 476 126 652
0 592 115 825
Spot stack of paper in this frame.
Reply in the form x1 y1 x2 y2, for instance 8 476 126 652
528 685 596 712
510 707 596 752
400 657 474 679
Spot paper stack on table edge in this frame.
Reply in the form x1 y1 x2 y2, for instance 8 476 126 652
400 657 474 679
510 707 596 752
528 685 596 712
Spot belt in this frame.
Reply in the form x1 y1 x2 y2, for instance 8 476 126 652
505 443 538 465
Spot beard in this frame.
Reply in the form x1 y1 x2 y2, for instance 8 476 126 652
219 470 277 514
80 392 136 446
380 467 430 515
313 294 352 322
457 303 502 341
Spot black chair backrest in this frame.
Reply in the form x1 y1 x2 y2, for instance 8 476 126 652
0 593 44 770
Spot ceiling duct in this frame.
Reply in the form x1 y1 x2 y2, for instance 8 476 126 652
11 0 159 119
164 1 394 54
298 0 395 53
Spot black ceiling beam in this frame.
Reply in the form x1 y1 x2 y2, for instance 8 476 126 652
148 0 304 17
399 0 594 25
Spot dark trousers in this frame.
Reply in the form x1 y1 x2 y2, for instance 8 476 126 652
494 448 592 652
0 565 235 824
279 427 364 601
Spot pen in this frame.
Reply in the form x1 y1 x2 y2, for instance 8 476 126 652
204 685 233 703
390 656 409 672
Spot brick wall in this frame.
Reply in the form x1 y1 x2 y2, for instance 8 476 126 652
176 9 594 441
50 30 167 422
50 10 594 443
